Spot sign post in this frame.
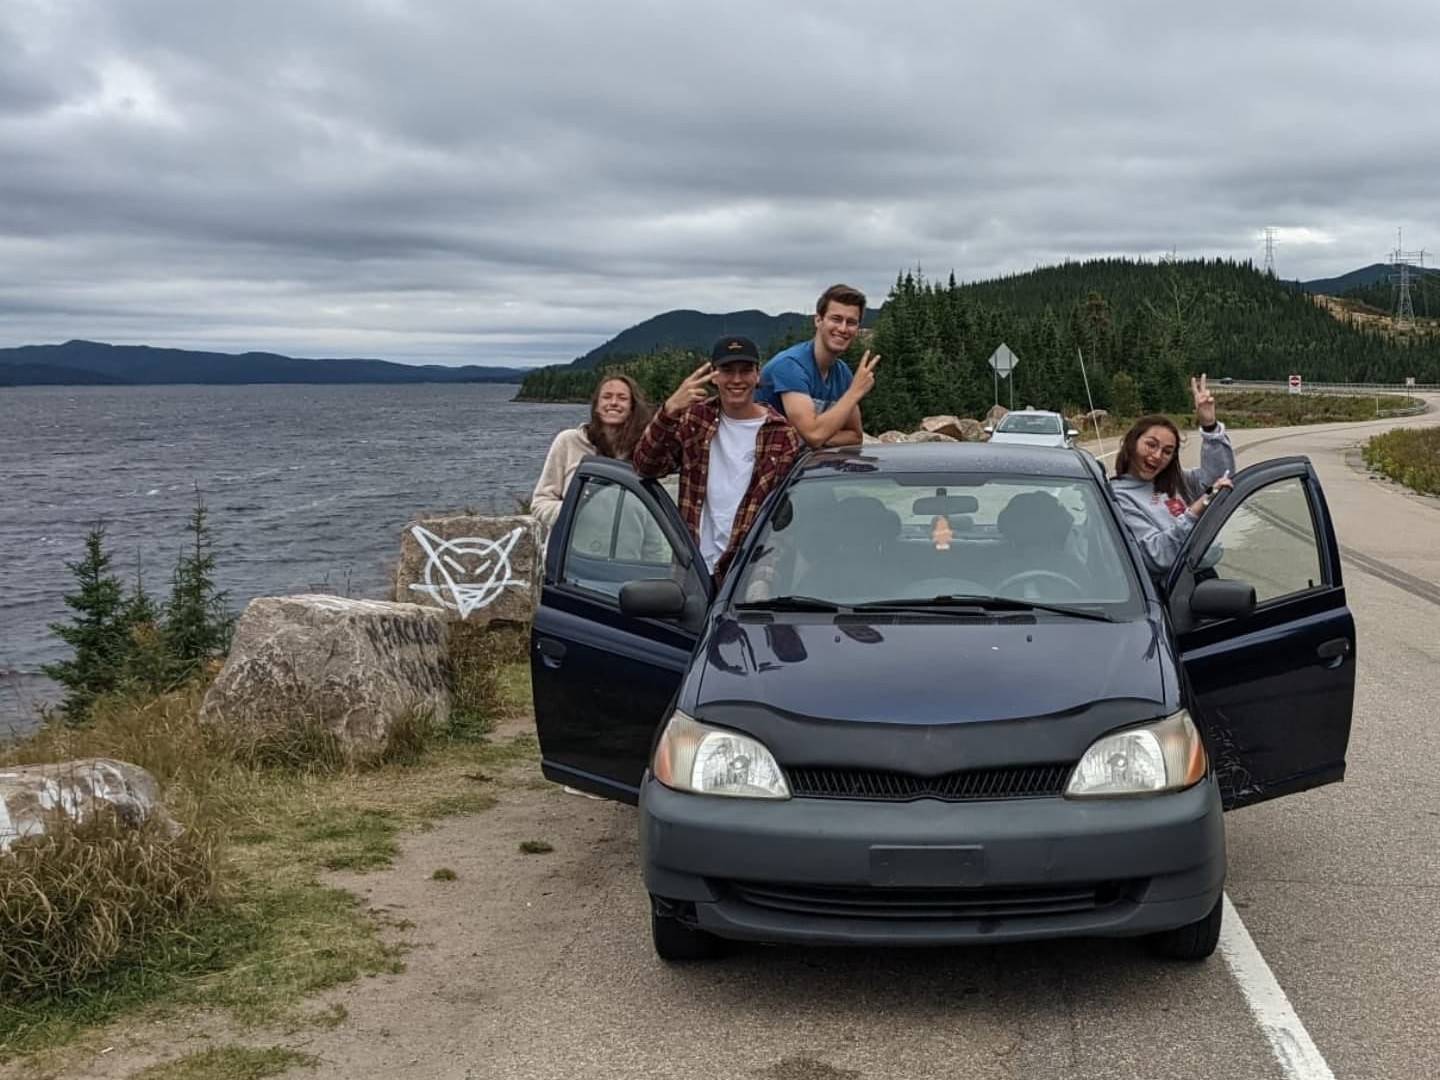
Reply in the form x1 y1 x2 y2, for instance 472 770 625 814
988 344 1019 410
1288 374 1303 395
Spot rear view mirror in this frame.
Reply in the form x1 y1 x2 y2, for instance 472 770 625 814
912 494 980 516
620 578 687 619
1189 578 1256 621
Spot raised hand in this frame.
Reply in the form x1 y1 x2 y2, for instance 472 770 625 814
850 351 881 399
1191 373 1217 428
664 362 714 417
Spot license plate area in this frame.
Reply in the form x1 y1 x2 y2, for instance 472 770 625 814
869 845 986 887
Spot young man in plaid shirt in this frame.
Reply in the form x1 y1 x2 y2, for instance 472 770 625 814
632 335 805 579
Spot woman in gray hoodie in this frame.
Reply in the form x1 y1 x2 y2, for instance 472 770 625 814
1110 375 1235 579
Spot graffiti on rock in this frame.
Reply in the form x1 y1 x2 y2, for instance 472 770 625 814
407 525 527 618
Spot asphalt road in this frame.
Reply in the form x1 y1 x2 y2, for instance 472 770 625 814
306 399 1440 1080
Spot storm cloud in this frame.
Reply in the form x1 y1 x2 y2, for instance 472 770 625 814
2 0 1437 365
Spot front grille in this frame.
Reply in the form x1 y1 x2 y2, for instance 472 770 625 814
787 764 1071 802
726 880 1135 921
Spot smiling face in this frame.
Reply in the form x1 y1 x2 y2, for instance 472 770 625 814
814 300 862 358
595 378 633 428
711 360 761 415
1132 424 1179 482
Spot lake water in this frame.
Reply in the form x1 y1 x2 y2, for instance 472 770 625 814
0 383 587 737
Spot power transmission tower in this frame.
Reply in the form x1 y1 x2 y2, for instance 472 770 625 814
1391 229 1428 330
1263 227 1278 276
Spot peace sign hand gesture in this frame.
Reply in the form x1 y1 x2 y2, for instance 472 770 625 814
1191 373 1217 428
665 362 714 417
850 350 881 399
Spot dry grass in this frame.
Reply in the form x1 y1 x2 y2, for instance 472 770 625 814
133 1045 319 1079
0 811 217 1000
0 631 540 1062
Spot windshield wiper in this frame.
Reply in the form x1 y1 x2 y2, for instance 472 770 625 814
852 595 1113 622
734 595 848 613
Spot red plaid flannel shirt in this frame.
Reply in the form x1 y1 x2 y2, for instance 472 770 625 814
631 399 804 579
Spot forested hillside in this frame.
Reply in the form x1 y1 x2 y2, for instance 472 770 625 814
518 258 1440 432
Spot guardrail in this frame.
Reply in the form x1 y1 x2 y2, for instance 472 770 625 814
1216 380 1440 393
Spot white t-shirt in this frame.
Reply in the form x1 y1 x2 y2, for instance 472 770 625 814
699 413 764 572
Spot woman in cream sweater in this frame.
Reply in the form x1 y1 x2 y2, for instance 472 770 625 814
531 374 652 528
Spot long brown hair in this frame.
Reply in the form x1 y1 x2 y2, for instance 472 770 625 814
585 374 651 460
1114 414 1195 499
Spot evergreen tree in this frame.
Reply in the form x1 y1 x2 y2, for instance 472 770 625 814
120 551 172 693
1110 371 1142 418
163 494 234 679
42 523 129 723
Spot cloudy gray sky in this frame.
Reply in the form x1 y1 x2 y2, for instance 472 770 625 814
2 0 1438 367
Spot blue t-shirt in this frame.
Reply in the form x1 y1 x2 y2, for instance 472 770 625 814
756 340 853 418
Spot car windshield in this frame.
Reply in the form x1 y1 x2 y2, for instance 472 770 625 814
998 413 1062 435
734 473 1142 616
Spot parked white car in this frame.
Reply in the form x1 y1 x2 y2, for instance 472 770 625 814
986 409 1078 449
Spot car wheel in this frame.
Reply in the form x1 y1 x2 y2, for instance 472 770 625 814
1145 895 1223 961
651 901 725 962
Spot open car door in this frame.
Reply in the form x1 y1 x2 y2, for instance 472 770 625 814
1166 456 1355 810
531 458 711 804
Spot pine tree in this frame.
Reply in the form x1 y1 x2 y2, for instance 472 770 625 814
120 551 172 693
42 523 129 723
163 494 234 680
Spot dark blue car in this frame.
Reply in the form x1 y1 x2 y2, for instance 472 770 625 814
532 443 1355 962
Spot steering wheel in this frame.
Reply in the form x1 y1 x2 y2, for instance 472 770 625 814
995 569 1086 599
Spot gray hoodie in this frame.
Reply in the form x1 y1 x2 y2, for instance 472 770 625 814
1110 423 1236 578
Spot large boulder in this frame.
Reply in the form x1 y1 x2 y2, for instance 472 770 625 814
920 415 966 440
876 430 907 443
984 404 1010 426
901 430 957 443
1083 408 1110 426
200 595 451 757
1 759 177 853
394 515 541 626
955 418 989 442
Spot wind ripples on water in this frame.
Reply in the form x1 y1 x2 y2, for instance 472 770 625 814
0 382 587 734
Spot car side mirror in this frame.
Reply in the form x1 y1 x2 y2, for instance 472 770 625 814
1066 428 1079 439
619 578 687 619
983 425 994 434
1189 578 1256 621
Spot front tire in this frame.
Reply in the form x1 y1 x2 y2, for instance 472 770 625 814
1145 894 1223 961
651 900 725 962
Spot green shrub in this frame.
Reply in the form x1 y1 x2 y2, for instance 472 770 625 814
1364 427 1440 496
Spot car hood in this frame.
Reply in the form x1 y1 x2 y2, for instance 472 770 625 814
694 613 1166 724
988 432 1066 448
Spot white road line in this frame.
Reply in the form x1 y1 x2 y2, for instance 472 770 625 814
1220 893 1337 1080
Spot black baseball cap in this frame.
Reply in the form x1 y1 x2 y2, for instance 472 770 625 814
710 335 761 367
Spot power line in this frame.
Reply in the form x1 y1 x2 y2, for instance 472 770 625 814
1391 228 1428 330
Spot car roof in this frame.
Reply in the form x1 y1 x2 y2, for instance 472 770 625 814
797 441 1099 480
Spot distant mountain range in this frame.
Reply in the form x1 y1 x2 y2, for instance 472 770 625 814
1297 263 1440 295
3 263 1427 388
0 340 527 386
570 306 880 369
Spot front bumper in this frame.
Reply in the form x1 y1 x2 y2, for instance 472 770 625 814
640 775 1225 946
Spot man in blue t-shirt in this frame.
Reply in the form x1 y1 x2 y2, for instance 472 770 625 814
757 283 881 448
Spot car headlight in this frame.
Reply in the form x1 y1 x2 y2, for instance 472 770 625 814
652 710 790 799
1065 709 1207 797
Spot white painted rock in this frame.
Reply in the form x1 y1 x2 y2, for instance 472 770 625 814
394 515 542 625
0 758 177 853
201 595 451 757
